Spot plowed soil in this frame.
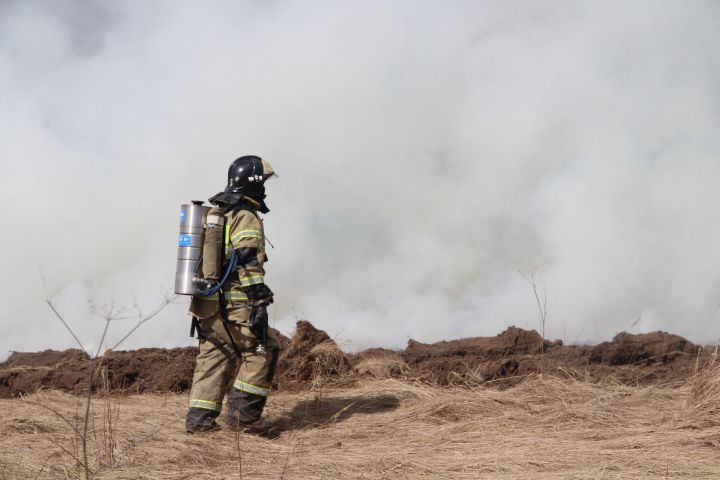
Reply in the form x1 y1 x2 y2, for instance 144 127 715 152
0 322 711 398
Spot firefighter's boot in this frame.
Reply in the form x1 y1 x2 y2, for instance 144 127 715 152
186 407 220 433
224 388 274 433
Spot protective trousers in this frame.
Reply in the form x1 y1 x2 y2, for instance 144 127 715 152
186 305 279 430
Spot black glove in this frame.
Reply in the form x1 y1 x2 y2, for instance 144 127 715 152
249 305 268 331
243 284 274 305
248 305 269 352
192 277 218 292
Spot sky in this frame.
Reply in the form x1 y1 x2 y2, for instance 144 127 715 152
1 0 720 359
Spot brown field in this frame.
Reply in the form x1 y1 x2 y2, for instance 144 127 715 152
1 322 719 479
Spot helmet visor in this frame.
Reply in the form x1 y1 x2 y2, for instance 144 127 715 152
261 158 277 179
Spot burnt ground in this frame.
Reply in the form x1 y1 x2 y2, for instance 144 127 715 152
0 321 713 398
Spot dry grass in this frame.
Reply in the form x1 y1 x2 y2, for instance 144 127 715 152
1 371 720 479
353 351 410 379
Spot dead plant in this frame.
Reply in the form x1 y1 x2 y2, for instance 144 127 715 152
520 268 550 356
682 346 720 428
37 270 174 479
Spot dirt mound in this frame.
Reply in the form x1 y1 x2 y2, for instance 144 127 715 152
101 347 198 392
400 327 556 385
3 349 89 367
276 320 353 386
0 348 94 397
0 321 349 398
403 326 549 363
0 347 199 397
588 331 699 365
400 327 708 387
0 323 711 397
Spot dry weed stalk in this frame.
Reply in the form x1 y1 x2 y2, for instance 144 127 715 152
520 268 550 355
38 270 174 479
98 366 120 466
234 429 243 480
682 346 720 428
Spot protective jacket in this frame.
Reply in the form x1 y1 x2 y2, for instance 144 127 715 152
189 196 268 318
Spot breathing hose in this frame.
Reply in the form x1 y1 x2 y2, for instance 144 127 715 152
193 248 239 296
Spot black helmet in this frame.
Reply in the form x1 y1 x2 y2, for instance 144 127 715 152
209 155 276 213
226 155 275 196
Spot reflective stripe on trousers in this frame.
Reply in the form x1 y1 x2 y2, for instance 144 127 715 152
234 380 270 397
189 399 222 411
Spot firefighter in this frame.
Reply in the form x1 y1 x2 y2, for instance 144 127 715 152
185 155 280 434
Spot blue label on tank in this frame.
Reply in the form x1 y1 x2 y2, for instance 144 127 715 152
178 234 192 246
180 208 186 220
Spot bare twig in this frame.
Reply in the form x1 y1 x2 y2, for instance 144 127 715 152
40 269 88 357
279 429 299 480
32 450 58 480
108 295 175 352
520 269 550 353
234 429 243 480
45 436 93 477
79 316 111 480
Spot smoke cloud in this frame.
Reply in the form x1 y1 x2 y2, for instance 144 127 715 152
2 0 720 359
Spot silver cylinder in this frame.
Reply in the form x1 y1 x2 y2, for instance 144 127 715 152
174 201 210 295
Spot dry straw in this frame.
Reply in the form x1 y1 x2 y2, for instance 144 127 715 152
2 363 720 479
3 272 716 478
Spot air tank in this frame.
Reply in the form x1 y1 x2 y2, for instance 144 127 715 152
175 201 210 295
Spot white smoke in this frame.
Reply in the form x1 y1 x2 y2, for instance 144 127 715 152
2 0 720 359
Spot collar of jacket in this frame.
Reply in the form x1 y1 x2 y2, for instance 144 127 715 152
240 195 262 210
